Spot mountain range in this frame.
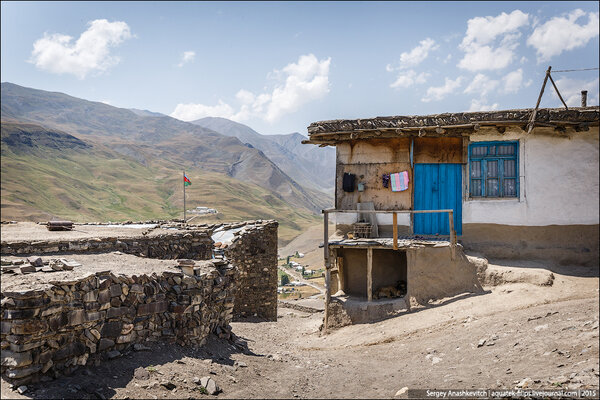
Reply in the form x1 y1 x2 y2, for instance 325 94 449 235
0 82 334 244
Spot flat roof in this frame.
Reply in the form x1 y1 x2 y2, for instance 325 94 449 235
0 252 183 292
0 222 199 243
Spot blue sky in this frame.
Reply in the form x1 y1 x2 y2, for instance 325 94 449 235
2 1 598 135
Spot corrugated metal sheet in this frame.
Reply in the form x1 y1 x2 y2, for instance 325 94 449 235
414 164 462 235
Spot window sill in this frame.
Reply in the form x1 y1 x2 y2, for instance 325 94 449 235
466 197 521 202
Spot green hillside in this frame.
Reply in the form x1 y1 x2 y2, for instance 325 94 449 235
0 121 322 244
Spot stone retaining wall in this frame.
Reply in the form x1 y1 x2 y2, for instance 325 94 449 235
1 231 213 260
0 260 236 386
225 221 278 321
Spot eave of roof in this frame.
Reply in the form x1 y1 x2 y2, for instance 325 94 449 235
304 107 599 145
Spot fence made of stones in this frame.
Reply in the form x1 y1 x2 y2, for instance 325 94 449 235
225 221 278 321
0 260 236 386
1 231 213 260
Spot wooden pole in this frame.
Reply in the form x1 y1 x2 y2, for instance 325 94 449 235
323 211 330 333
183 170 186 223
448 211 456 260
393 212 398 250
337 257 345 293
367 247 373 302
528 66 551 134
547 73 569 110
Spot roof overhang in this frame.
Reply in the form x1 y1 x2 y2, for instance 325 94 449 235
304 107 599 146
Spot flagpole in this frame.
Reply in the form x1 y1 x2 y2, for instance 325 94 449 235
183 170 186 223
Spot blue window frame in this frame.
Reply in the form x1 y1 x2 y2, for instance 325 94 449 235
469 141 519 198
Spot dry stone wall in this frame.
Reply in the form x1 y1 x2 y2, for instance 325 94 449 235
225 221 278 321
0 260 236 386
1 231 213 260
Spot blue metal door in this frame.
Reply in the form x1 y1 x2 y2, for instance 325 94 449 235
414 164 462 235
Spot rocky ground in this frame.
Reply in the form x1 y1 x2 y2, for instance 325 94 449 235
2 259 599 399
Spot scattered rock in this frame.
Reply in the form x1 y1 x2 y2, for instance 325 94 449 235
16 386 28 394
477 338 486 347
160 381 176 390
235 361 247 368
134 367 150 380
106 350 121 359
133 344 151 351
516 377 533 388
395 387 408 397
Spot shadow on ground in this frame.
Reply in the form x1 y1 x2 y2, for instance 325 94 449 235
2 334 261 400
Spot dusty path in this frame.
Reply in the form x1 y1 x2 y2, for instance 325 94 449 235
278 264 325 295
2 263 598 399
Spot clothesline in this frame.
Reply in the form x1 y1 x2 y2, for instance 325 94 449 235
551 67 599 73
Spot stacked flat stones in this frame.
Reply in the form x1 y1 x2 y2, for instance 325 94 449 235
225 221 278 321
1 230 213 260
0 259 236 386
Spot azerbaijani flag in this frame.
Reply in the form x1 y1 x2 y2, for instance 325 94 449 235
184 174 192 186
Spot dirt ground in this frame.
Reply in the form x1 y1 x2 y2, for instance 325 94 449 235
2 259 598 399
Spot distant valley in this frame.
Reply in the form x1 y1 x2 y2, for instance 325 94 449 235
0 82 334 244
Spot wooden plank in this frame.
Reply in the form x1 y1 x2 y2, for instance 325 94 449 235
413 137 463 163
393 212 398 250
367 247 373 302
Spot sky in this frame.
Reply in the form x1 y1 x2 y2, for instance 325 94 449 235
1 1 599 135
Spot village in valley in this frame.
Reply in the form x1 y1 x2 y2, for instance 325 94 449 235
1 2 599 399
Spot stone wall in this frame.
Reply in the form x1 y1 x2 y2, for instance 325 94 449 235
225 221 278 321
0 260 236 386
1 231 213 260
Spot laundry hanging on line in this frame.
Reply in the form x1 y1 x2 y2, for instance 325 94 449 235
390 171 409 192
382 173 390 188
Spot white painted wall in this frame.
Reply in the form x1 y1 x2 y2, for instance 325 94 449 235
463 128 599 226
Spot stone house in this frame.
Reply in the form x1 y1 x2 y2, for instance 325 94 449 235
304 106 599 327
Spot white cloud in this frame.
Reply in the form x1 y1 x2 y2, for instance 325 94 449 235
422 77 463 102
458 10 529 71
169 100 236 121
170 54 331 123
527 9 599 62
502 68 524 94
458 45 517 71
177 51 195 67
468 98 499 112
461 10 529 48
390 70 429 89
387 38 437 88
29 19 132 79
399 38 438 68
551 77 599 107
464 73 499 96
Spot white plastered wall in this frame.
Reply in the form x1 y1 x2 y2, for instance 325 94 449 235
463 127 599 226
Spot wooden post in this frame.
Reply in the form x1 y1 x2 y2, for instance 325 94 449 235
393 212 398 250
337 257 345 293
547 73 568 110
528 66 551 134
367 247 373 302
448 211 456 260
323 211 330 333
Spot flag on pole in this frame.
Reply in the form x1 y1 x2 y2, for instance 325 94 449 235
184 174 192 186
